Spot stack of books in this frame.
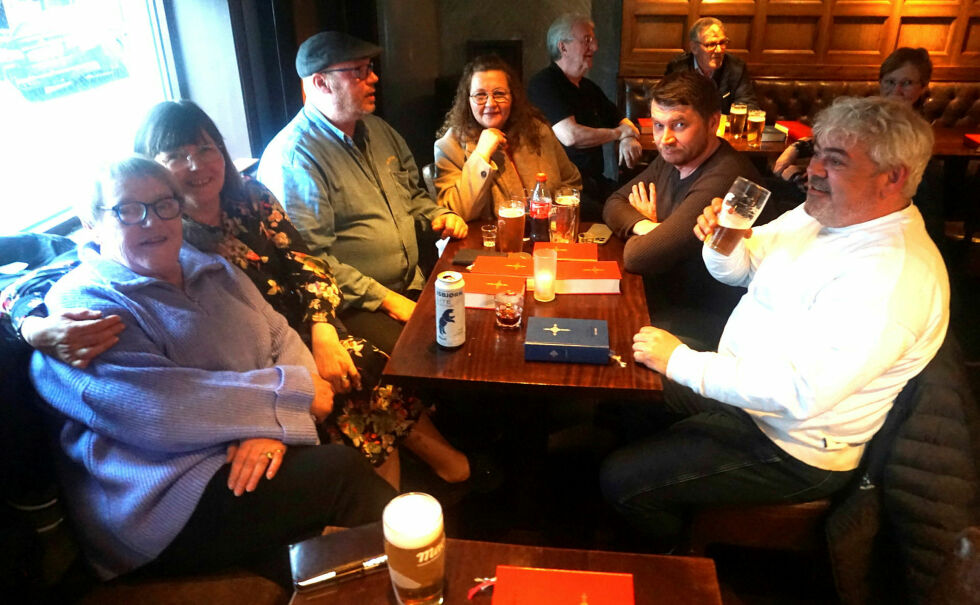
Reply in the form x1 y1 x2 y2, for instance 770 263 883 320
468 244 621 295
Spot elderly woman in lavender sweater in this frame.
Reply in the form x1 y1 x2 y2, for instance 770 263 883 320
29 157 395 584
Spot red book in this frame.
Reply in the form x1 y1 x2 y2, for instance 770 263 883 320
492 565 634 605
774 120 812 142
556 260 621 294
462 274 525 309
469 255 534 278
533 242 598 261
964 133 980 149
637 117 652 134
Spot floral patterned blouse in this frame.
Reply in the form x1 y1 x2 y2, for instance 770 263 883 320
0 178 420 466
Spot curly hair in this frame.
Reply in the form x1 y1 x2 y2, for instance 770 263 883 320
436 55 547 154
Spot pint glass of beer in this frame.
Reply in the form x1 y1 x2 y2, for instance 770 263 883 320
707 176 771 256
496 199 526 253
383 492 446 605
549 187 580 243
729 103 748 139
746 109 766 148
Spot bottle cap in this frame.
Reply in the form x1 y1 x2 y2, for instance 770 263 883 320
535 172 547 182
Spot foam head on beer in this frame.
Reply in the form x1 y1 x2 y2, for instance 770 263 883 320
383 492 443 549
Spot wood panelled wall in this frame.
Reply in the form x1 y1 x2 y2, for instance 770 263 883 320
620 0 980 81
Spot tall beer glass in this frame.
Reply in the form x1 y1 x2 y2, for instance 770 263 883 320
549 187 580 243
496 199 526 253
729 103 748 139
745 109 766 148
707 176 771 256
383 492 445 605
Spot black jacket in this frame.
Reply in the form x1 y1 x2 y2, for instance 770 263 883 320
665 53 758 114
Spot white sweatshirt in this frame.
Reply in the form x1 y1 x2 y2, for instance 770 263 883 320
667 203 949 471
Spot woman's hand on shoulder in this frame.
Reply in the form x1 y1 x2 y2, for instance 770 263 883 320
474 128 506 162
225 438 287 496
22 309 125 368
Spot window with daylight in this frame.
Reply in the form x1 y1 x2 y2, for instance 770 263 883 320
0 0 177 234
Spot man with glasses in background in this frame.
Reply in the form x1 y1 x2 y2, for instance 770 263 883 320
259 32 466 353
528 13 643 216
666 17 758 114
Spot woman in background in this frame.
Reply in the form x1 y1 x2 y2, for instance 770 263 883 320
434 55 582 221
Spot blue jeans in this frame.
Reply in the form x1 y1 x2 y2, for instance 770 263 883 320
599 380 856 542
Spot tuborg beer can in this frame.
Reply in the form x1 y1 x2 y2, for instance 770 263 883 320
435 271 465 349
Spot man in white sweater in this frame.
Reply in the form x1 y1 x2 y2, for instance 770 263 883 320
601 96 949 543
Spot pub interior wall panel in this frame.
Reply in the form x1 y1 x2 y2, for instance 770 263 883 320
621 0 980 80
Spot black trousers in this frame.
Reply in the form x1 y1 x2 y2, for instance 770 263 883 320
141 444 397 587
339 289 421 354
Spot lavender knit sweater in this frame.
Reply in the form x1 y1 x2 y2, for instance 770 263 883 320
30 242 320 579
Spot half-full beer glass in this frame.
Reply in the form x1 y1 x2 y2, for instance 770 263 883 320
383 492 445 605
707 176 771 256
729 103 748 139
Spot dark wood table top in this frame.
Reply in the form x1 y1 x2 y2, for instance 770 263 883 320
383 226 662 400
289 538 723 605
641 125 980 158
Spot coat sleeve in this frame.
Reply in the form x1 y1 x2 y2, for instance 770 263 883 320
433 130 496 221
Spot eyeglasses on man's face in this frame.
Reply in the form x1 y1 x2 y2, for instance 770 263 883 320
469 89 511 105
699 38 730 52
566 35 597 48
323 60 375 81
157 144 222 172
104 197 183 226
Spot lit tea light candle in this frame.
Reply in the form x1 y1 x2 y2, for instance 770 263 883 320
533 248 557 302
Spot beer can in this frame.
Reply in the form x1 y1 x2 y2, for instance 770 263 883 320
434 271 465 349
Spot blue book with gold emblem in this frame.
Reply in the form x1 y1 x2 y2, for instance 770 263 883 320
524 317 609 364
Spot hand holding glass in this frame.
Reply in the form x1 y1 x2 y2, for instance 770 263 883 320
707 176 771 256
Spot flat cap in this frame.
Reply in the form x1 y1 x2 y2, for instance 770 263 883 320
296 31 382 78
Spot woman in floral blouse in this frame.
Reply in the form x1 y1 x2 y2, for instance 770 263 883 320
5 101 469 489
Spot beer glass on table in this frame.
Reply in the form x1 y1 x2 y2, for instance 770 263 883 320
383 492 446 605
707 176 771 256
729 103 748 139
746 109 766 148
549 187 580 243
496 198 525 253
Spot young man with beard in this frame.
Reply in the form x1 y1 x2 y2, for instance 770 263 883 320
603 71 760 346
601 96 949 547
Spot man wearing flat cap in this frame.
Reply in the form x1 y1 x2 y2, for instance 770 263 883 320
259 31 467 353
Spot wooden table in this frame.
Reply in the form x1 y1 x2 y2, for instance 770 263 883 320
383 227 662 400
289 538 723 605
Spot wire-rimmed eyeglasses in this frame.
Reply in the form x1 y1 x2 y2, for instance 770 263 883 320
157 144 222 172
470 90 511 105
699 38 730 52
104 197 183 226
323 60 375 81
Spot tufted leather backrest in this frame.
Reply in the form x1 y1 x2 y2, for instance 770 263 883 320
621 78 980 128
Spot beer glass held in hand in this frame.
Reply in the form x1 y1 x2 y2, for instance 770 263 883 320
383 492 446 605
707 176 771 256
729 103 748 139
496 199 525 253
549 187 580 243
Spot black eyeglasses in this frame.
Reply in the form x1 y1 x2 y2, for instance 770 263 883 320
323 60 374 81
104 197 183 226
470 89 511 105
699 39 730 51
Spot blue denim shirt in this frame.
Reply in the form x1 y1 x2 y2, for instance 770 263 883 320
258 106 448 311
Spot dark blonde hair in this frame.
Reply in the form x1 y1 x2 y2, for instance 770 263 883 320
437 55 547 153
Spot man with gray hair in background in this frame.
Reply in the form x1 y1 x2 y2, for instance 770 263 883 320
666 17 758 114
528 13 643 216
601 96 949 546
